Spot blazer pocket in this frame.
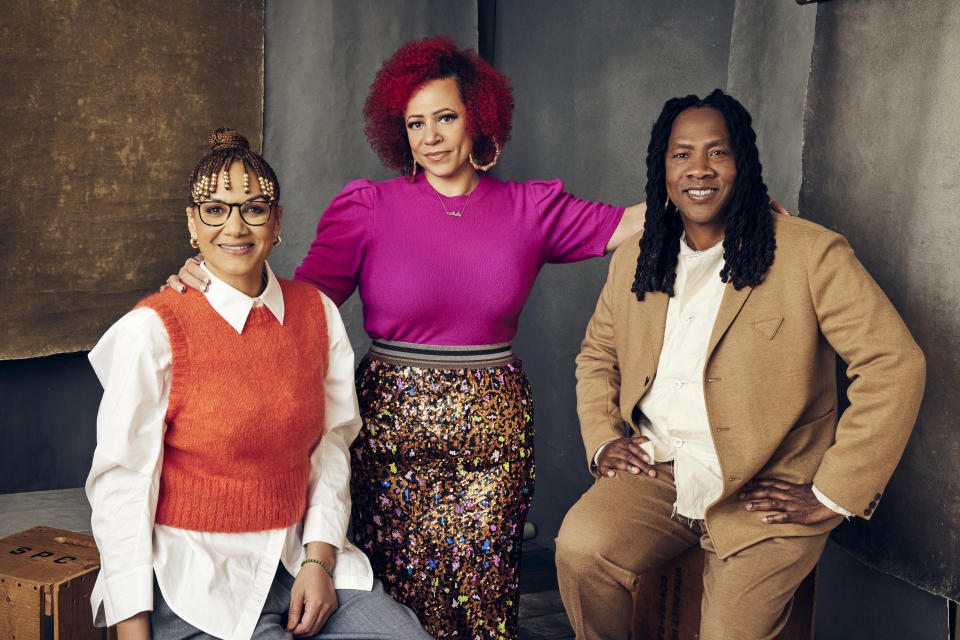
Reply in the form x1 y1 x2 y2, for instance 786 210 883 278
751 315 783 340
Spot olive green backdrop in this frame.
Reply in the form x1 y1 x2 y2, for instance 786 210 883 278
0 0 264 359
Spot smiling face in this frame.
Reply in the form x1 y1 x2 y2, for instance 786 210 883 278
664 107 737 250
187 161 282 297
404 76 477 192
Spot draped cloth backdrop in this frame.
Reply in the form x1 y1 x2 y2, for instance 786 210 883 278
0 0 264 359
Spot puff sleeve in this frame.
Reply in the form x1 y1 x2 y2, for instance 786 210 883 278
294 180 376 305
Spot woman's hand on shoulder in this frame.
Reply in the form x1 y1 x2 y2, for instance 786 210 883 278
160 255 209 293
287 543 338 636
769 198 793 216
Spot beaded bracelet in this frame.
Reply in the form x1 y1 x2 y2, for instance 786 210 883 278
301 558 334 580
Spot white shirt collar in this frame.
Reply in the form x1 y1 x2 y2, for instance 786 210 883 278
200 262 285 334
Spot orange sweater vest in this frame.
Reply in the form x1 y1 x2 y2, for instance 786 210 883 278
136 279 328 533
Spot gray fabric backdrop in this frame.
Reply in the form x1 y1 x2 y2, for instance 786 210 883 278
493 0 737 566
0 0 264 359
800 0 960 603
263 0 479 354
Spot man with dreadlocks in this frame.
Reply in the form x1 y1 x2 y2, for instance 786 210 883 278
555 90 925 639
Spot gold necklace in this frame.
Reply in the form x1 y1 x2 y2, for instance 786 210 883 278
429 177 478 217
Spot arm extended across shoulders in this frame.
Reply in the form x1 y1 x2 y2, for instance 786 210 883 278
524 178 626 263
805 226 925 515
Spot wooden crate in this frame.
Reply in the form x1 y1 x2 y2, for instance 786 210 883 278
0 526 115 640
631 546 816 640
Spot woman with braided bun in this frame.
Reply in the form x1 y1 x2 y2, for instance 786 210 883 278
167 40 787 639
87 128 430 640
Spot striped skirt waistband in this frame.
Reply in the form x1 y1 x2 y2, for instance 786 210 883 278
367 339 515 368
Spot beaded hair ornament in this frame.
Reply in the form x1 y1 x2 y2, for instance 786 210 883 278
188 127 279 204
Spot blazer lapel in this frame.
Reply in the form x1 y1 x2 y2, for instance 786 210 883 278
645 292 669 370
628 290 669 380
707 283 753 358
620 290 668 414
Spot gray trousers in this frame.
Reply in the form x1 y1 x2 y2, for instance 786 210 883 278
151 565 431 640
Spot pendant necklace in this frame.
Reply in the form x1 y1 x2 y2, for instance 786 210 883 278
430 176 478 217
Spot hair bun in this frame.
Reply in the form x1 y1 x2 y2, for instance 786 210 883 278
208 127 249 152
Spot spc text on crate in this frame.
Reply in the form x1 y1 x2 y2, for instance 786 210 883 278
0 526 115 640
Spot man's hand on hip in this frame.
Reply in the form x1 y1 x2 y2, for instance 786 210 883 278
739 478 837 524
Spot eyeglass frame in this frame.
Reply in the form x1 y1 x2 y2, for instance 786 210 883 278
193 196 277 227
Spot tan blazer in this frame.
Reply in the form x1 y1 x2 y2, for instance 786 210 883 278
576 214 925 559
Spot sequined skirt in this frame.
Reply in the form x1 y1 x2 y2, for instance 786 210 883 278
351 343 535 640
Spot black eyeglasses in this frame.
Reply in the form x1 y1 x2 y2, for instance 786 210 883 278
195 197 275 226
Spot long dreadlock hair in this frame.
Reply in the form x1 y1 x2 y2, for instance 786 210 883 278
631 89 775 301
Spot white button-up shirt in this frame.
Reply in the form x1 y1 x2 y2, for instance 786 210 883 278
86 263 373 640
636 236 728 519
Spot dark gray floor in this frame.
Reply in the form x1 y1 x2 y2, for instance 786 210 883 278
0 490 574 639
517 541 573 640
9 492 950 639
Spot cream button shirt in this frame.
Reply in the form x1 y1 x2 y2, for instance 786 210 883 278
635 236 728 519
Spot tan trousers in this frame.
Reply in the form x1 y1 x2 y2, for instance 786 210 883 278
556 464 828 640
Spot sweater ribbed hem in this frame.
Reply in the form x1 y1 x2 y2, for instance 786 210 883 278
156 464 308 533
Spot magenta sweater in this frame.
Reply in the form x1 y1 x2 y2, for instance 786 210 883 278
294 173 623 345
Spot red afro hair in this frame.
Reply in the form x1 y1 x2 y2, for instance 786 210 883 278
364 36 513 174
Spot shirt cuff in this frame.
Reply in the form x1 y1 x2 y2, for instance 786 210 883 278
591 439 621 471
302 504 349 550
812 484 854 517
98 564 154 627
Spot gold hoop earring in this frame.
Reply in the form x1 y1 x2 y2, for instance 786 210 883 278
469 141 501 172
190 237 199 249
273 235 282 247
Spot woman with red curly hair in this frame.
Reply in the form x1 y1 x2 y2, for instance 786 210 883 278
311 37 649 639
172 36 645 639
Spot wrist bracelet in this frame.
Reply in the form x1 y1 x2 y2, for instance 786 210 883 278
301 558 334 580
